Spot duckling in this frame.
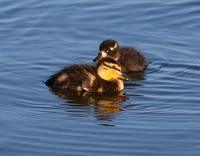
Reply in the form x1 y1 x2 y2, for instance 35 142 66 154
93 39 148 73
45 57 128 92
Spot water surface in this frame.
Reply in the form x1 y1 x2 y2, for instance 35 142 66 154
1 0 200 156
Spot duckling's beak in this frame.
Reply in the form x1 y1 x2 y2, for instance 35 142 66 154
118 72 129 81
93 53 102 62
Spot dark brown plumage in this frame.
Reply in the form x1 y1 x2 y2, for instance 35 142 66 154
45 57 128 92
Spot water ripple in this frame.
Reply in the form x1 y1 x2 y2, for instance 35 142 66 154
1 0 200 156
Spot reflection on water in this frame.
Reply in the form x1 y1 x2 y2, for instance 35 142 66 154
46 73 145 123
126 71 146 81
49 88 129 121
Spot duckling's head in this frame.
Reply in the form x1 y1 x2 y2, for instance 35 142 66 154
93 39 120 62
97 57 128 81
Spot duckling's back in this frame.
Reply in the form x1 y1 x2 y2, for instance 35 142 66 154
45 65 97 91
119 47 148 73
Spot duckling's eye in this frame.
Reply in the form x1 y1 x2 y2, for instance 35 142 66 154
105 49 111 53
105 47 114 53
112 66 117 70
111 66 120 71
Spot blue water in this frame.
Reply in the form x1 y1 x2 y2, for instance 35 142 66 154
1 0 200 155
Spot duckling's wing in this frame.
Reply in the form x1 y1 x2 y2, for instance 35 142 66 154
45 65 92 91
82 70 99 92
82 81 96 92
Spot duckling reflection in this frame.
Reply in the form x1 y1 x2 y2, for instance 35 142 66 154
49 88 128 121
